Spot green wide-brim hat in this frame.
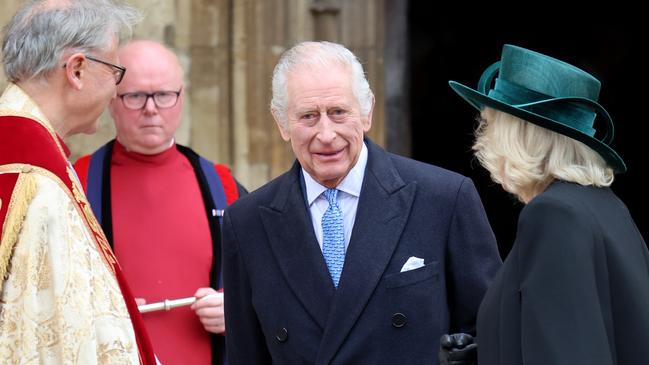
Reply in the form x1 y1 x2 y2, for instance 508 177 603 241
449 44 626 173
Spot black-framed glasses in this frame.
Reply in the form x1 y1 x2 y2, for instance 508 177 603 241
85 55 126 85
118 89 182 110
62 54 126 85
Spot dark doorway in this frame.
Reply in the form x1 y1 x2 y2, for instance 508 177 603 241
409 6 647 258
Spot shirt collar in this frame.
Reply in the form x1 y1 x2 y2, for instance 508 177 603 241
303 142 368 206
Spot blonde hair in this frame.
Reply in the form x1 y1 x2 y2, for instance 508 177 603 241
473 108 614 203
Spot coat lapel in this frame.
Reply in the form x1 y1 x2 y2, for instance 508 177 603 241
316 141 416 364
259 163 335 330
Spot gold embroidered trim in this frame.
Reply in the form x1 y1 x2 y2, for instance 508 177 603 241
0 164 118 278
67 166 118 273
0 170 37 282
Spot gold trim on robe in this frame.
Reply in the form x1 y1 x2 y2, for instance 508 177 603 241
0 169 37 281
0 84 142 364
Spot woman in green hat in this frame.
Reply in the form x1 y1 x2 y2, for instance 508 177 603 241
446 44 649 365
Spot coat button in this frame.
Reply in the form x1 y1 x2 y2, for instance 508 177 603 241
392 313 407 328
275 327 288 342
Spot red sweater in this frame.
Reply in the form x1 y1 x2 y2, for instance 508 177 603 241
111 141 212 365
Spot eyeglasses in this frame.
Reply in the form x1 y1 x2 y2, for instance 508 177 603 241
62 54 126 85
118 89 182 110
85 55 126 85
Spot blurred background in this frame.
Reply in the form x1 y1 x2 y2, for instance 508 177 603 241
1 1 645 257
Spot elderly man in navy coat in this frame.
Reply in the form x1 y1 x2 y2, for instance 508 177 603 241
222 41 502 365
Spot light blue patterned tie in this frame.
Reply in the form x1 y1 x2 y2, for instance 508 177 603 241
321 188 345 288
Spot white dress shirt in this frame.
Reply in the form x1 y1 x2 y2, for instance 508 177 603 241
303 143 368 251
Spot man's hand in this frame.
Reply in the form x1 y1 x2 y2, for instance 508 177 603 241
191 287 225 334
439 333 477 365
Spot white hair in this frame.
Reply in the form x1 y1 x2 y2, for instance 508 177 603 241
270 41 374 126
2 0 141 83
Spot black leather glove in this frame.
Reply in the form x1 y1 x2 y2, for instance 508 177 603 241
438 333 477 365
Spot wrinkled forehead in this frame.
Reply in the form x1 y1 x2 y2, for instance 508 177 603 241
285 65 357 112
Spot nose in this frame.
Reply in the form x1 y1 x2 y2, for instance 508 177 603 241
142 95 158 115
316 114 337 143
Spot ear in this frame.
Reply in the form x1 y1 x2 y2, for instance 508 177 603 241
107 96 118 118
362 95 375 133
63 53 87 90
271 108 291 142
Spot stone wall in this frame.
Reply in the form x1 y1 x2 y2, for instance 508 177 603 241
1 0 386 190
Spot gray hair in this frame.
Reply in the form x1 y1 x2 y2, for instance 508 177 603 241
2 0 141 83
270 41 374 125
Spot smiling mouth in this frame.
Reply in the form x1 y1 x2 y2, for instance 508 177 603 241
315 149 343 160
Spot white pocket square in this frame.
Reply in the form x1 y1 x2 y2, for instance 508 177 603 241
400 256 425 272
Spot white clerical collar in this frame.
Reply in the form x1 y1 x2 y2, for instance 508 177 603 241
303 142 368 206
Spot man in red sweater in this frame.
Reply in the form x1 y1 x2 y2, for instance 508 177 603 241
74 40 245 365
